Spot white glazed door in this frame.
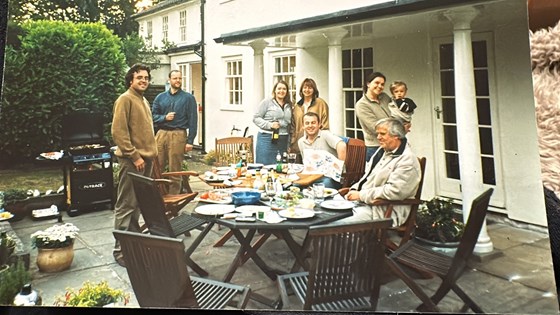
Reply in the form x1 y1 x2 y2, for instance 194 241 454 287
432 35 504 208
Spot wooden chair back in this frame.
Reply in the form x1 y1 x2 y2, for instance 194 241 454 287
340 138 366 188
113 230 199 308
450 188 494 276
386 188 494 312
304 219 392 310
113 230 251 309
128 172 176 238
215 136 254 166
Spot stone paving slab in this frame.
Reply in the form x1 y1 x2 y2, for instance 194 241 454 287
4 202 560 313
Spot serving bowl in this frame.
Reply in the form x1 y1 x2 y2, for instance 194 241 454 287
231 191 261 206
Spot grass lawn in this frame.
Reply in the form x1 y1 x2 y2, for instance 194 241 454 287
0 157 210 194
0 166 64 193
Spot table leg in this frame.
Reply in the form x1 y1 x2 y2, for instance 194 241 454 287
223 229 279 282
184 222 214 277
287 231 312 273
240 232 272 264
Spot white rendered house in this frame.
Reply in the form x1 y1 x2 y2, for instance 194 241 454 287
134 0 546 237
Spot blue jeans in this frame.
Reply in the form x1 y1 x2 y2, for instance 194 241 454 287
256 132 289 165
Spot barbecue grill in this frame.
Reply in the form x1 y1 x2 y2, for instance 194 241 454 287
61 111 114 216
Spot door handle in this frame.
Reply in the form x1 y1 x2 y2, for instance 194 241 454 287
434 106 443 119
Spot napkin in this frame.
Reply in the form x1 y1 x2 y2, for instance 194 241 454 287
265 211 286 224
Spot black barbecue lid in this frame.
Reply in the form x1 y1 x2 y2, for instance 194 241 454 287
62 111 106 146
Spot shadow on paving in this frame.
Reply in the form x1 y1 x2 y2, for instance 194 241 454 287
3 164 559 313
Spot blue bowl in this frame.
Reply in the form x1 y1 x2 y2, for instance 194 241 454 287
231 191 261 206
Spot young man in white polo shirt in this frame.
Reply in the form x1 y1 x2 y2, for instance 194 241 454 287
297 112 346 189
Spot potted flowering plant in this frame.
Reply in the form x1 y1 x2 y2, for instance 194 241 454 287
30 223 79 272
31 223 79 249
415 196 465 247
54 281 130 307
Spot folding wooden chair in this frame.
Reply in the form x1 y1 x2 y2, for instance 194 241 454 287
385 188 494 313
129 172 210 277
215 136 254 166
339 157 426 250
277 219 392 311
151 157 199 218
212 136 254 246
113 230 251 309
340 138 366 188
374 157 426 250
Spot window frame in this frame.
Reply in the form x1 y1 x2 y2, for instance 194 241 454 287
222 57 244 111
179 10 187 43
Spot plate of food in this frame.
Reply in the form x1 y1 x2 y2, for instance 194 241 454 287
278 208 315 219
196 190 232 204
195 204 236 216
40 151 64 160
320 200 355 211
0 211 14 221
204 175 231 183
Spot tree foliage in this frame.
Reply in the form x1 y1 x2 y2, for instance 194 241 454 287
0 20 126 164
7 0 153 38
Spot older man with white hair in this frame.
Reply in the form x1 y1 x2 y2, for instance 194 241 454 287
345 117 421 226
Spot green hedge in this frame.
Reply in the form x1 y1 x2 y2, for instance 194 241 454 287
0 20 126 164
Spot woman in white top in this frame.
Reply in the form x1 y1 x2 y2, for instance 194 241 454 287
253 80 292 164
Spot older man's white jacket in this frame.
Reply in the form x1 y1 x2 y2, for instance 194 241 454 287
350 138 421 226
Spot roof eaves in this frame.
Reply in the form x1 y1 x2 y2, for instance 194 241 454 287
165 42 201 54
133 0 193 19
214 0 485 44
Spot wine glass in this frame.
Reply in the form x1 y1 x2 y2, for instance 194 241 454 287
287 153 297 174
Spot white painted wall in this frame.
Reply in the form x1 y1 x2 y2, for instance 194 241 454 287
136 0 548 226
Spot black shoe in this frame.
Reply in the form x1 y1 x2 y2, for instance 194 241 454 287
114 253 126 268
115 256 126 267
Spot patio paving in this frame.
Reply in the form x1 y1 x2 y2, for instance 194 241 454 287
2 174 559 313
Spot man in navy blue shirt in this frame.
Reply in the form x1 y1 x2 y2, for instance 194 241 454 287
152 70 198 194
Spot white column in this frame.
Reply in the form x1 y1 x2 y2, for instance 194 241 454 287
323 29 348 135
444 8 493 253
249 39 268 107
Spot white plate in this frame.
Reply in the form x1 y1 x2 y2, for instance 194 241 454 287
195 204 235 216
195 197 232 204
234 205 270 215
278 208 315 219
0 212 14 221
320 200 355 211
215 166 231 171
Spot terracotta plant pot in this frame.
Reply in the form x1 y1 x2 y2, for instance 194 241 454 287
36 243 74 273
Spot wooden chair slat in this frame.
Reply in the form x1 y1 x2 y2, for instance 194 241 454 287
277 219 392 311
113 230 251 309
386 188 494 313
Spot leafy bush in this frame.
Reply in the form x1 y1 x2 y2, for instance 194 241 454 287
54 281 129 307
0 261 31 305
203 150 217 166
0 20 126 164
